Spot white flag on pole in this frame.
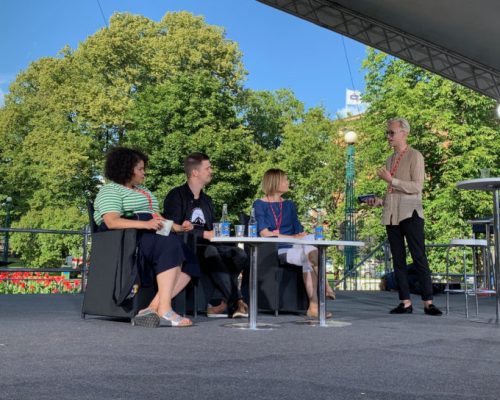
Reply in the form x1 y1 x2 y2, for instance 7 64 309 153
346 89 362 106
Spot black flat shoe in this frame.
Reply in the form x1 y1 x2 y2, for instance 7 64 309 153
390 303 413 314
424 304 443 316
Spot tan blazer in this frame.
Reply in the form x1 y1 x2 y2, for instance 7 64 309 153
382 146 425 225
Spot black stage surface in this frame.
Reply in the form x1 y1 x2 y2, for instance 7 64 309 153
1 292 500 399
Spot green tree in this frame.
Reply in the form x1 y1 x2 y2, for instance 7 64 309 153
239 88 304 149
0 11 247 266
355 49 500 270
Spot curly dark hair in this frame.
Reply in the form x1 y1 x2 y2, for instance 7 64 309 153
104 147 149 184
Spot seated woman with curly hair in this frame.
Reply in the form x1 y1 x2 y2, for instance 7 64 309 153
93 147 200 327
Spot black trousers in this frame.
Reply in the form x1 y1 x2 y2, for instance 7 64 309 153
196 244 248 308
386 211 433 301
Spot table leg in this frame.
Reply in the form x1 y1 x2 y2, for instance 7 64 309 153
224 243 278 330
296 245 351 328
318 246 327 327
249 244 258 329
493 189 500 323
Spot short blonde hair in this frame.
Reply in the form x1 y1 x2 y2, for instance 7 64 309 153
262 168 287 195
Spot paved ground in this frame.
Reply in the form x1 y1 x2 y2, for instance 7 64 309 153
1 291 500 399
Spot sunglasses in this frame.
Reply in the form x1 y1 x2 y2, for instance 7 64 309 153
385 130 399 137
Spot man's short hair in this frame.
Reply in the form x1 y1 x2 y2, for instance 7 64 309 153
262 168 287 196
388 118 411 133
184 152 210 177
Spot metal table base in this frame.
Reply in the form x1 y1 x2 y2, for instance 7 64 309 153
223 322 280 330
294 319 352 328
210 237 365 330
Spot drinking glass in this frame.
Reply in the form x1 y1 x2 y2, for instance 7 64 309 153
213 223 222 237
235 224 245 237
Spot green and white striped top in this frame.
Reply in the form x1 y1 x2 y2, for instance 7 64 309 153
93 182 160 226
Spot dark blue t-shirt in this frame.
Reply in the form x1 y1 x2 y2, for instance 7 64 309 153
253 199 303 249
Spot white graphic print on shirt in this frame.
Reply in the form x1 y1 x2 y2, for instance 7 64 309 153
190 207 206 227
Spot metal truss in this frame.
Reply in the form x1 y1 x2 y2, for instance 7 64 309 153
258 0 500 100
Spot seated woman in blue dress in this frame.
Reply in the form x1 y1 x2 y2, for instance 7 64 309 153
94 147 200 327
253 168 335 318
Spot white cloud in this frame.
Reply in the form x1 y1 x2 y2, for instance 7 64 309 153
334 104 368 119
334 107 350 119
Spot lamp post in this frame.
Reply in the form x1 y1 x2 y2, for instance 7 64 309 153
3 197 12 263
343 131 357 288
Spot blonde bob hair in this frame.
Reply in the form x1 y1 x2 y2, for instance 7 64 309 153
262 168 287 196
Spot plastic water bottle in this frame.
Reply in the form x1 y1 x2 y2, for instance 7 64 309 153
248 208 257 237
221 203 230 237
314 210 324 240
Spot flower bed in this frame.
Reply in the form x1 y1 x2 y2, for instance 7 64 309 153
0 271 81 294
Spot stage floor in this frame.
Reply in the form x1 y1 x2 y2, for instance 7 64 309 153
1 291 500 399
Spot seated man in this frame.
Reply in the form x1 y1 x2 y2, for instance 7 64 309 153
163 152 249 318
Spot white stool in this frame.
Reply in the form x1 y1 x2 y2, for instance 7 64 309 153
445 239 494 317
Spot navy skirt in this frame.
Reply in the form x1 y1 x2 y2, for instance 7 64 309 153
98 214 200 286
138 230 200 279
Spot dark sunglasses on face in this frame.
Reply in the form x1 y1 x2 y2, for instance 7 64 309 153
386 130 399 137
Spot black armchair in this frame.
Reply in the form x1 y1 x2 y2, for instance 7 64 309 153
81 201 155 320
82 201 206 320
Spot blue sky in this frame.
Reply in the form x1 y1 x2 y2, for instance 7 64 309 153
0 0 367 116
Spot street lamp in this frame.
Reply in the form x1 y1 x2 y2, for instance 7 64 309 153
343 131 357 287
3 197 12 263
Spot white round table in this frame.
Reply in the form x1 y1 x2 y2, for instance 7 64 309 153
456 178 500 322
211 237 365 329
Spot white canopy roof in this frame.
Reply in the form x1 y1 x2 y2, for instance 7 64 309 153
258 0 500 100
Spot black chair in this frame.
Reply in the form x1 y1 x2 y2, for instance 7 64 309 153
239 213 309 316
82 200 204 320
81 200 155 320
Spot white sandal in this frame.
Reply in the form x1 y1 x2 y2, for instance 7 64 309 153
160 311 193 327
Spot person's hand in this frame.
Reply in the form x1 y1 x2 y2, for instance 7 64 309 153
181 220 194 232
144 218 164 231
294 232 307 238
377 167 392 184
366 197 384 207
203 230 214 240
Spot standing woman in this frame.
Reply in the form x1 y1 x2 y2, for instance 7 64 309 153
93 147 200 327
253 169 335 318
367 118 442 316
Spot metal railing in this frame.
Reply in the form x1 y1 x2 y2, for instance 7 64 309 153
1 226 493 295
0 227 90 293
334 241 494 291
335 241 390 291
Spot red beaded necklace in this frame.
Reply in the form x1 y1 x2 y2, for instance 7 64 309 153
267 196 283 233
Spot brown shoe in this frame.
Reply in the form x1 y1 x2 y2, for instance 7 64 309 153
207 300 228 318
232 300 249 318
